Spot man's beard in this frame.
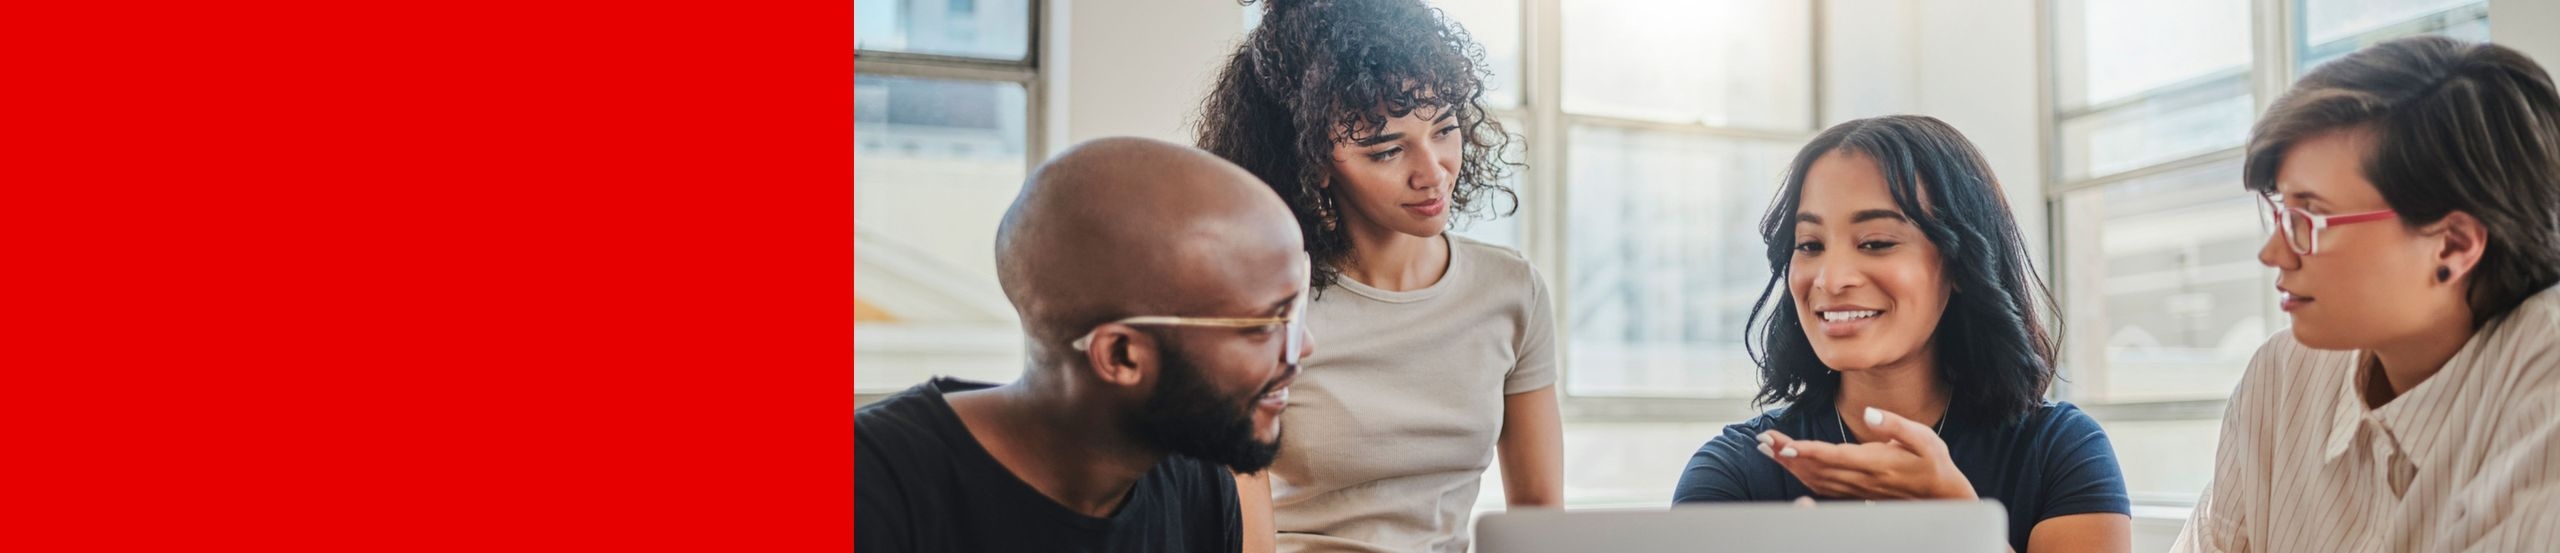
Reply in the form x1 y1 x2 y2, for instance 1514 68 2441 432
1130 339 1284 473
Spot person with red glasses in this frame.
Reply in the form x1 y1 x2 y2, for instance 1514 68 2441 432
2174 36 2560 552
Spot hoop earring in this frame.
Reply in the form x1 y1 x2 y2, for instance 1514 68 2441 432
1313 188 1340 232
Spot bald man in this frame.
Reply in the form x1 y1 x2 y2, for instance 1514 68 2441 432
857 137 1313 553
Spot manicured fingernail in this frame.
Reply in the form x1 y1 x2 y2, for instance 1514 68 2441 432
1780 447 1798 458
1757 444 1774 457
1864 407 1884 427
1757 431 1773 445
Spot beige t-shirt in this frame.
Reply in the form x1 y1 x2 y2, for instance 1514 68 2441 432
1271 233 1560 553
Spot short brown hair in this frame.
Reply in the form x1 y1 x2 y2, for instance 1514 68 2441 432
2245 36 2560 327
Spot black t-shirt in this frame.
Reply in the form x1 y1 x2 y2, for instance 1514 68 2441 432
1673 402 2129 552
857 378 1241 553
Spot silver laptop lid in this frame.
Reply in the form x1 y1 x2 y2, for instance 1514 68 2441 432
1475 500 2006 553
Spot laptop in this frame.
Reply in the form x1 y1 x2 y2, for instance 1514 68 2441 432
1475 500 2006 553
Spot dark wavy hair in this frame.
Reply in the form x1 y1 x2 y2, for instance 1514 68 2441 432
2245 36 2560 328
1196 0 1520 290
1744 116 2058 426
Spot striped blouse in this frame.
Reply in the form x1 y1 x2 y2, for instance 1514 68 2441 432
2173 285 2560 552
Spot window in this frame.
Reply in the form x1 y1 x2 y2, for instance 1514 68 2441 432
856 0 1032 60
2299 0 2489 71
2056 159 2270 404
1562 127 1794 398
2051 0 2254 184
1557 0 1814 401
2045 0 2488 504
856 0 1041 394
1561 0 1812 131
2049 0 2261 404
1470 0 1817 511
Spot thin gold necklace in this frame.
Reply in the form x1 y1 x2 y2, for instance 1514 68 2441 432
1836 400 1950 443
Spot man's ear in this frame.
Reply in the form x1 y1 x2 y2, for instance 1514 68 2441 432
1081 324 1156 389
2432 211 2489 281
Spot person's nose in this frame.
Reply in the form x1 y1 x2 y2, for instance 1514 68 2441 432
1411 142 1453 191
1810 254 1865 298
2258 227 2299 270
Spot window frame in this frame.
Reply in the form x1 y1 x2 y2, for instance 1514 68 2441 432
2031 0 2291 428
854 0 1047 408
1515 0 1826 422
855 0 1047 172
2035 0 2493 437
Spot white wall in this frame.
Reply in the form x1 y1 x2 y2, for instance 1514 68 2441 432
1040 0 1251 160
1820 0 1918 126
2494 0 2560 67
1822 0 2049 273
1915 2 2051 270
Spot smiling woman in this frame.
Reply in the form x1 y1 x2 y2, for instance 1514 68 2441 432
1673 115 2132 553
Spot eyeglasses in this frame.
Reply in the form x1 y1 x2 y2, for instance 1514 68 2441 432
2261 193 2396 256
1069 281 1310 366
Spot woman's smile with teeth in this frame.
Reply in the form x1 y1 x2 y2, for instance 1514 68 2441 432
1820 310 1882 322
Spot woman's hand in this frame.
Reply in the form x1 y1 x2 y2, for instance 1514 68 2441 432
1754 407 1975 500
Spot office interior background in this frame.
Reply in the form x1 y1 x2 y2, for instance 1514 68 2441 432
855 0 2560 550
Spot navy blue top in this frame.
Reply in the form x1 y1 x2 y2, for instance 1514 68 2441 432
1673 401 2129 552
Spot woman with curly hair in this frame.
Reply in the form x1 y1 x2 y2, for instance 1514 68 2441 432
1195 1 1560 551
